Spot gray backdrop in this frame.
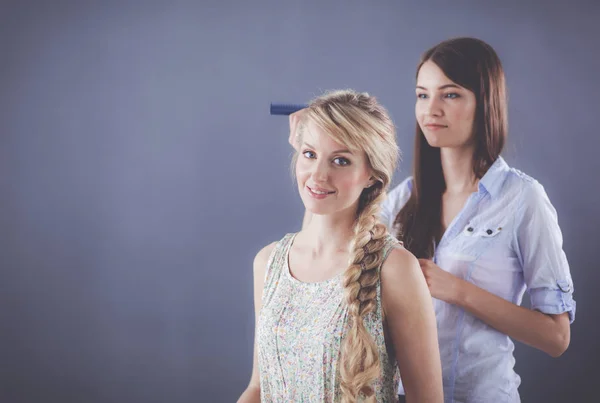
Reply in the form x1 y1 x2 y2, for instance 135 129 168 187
1 1 598 402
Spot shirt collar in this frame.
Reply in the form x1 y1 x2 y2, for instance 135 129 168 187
478 156 509 198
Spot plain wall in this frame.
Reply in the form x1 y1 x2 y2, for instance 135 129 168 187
1 1 598 402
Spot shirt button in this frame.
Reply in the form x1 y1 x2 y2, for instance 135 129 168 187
557 280 572 293
467 227 474 232
486 229 493 235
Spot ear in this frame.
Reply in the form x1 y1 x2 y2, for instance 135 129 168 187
364 176 376 188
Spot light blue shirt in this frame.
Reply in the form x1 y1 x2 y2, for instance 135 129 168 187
380 157 576 403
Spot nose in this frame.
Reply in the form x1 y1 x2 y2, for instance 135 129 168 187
310 158 330 183
424 96 443 117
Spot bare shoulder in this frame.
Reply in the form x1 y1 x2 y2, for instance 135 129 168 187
253 241 278 278
380 246 430 314
380 246 422 288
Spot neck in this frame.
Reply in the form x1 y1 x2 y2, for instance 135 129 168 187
440 145 478 194
302 208 358 255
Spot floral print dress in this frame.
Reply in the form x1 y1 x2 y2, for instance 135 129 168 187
257 233 400 402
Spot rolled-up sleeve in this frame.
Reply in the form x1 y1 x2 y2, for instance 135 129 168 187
380 177 413 231
515 180 576 323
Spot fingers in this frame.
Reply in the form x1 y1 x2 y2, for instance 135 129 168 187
288 110 305 150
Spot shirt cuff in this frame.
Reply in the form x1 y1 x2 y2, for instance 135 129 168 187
529 280 576 323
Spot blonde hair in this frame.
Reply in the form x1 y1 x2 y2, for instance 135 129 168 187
294 89 399 402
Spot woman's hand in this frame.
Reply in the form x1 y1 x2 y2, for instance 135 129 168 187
418 259 464 304
288 109 305 150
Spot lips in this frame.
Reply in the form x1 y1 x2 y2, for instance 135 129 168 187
424 123 448 128
307 185 335 195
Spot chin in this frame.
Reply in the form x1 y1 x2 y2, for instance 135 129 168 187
423 135 444 148
298 193 330 216
303 203 334 216
424 135 458 149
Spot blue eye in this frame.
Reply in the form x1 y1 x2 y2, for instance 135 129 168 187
445 93 460 99
302 150 316 159
417 93 428 99
333 157 350 166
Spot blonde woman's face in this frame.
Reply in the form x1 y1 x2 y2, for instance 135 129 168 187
296 121 373 217
415 61 477 149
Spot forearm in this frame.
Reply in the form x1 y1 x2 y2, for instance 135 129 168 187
237 385 260 403
454 280 569 357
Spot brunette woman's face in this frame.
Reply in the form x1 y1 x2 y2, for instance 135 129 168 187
415 61 477 149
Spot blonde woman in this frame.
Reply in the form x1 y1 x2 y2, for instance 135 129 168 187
238 90 443 403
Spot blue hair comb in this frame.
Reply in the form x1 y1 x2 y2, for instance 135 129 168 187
269 103 308 116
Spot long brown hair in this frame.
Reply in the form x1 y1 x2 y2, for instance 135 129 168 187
394 37 508 258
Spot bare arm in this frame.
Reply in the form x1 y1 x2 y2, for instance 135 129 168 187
237 242 277 403
455 281 570 357
381 248 443 403
419 259 571 358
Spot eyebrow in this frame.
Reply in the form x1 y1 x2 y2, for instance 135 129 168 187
416 84 462 90
303 142 353 154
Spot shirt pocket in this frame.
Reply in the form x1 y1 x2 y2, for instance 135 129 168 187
452 219 509 259
454 220 522 300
